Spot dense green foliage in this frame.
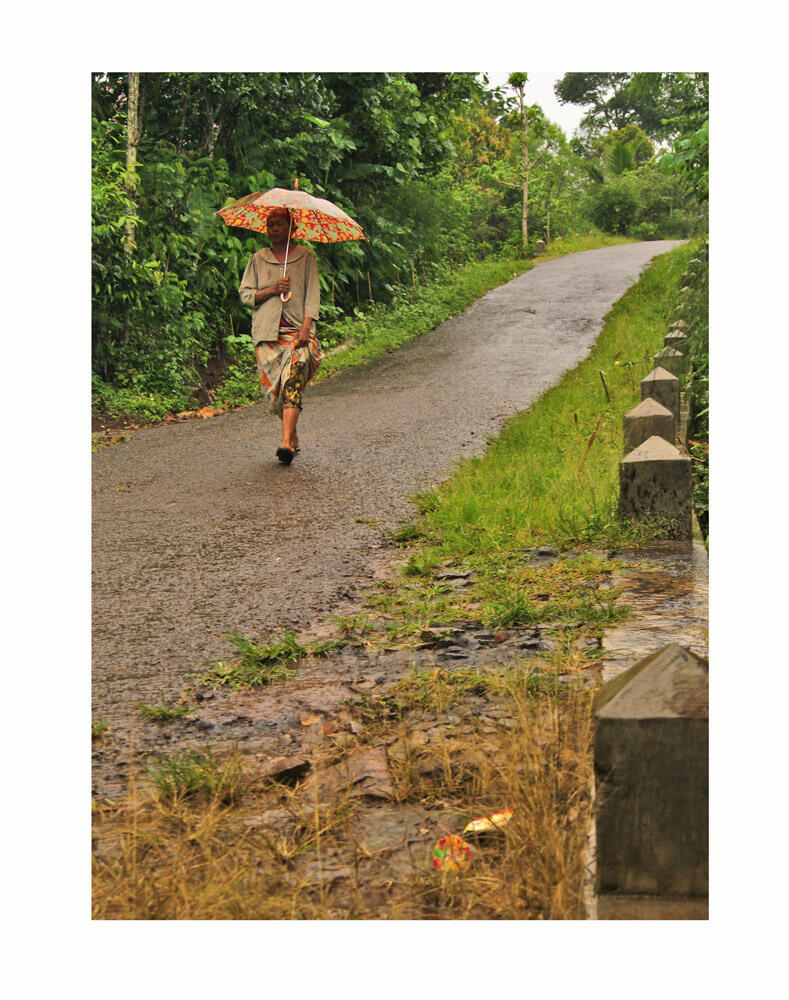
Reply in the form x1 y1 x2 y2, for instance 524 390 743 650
558 72 709 243
92 73 495 403
650 81 709 538
555 72 708 141
586 164 701 239
676 244 709 538
92 72 709 419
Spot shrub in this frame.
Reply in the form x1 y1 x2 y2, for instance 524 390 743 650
588 181 639 234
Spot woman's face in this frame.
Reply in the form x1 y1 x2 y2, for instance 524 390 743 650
267 210 291 245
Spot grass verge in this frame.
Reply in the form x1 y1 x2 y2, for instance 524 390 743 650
147 750 246 805
200 631 346 689
92 720 110 740
92 656 595 919
201 632 304 689
538 232 635 261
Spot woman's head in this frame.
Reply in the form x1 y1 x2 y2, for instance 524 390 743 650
266 207 295 245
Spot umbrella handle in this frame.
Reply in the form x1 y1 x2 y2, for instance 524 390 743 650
279 215 293 303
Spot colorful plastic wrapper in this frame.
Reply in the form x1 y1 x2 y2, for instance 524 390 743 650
432 835 473 871
463 809 514 835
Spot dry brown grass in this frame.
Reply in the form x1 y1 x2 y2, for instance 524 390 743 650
411 678 595 919
93 667 595 920
91 755 353 919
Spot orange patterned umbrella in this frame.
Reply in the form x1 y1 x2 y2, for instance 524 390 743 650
216 181 365 301
216 183 365 243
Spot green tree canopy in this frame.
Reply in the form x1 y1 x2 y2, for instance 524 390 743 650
555 72 708 140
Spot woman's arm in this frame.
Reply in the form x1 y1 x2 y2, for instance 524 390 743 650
303 252 320 323
296 254 320 344
238 256 260 308
239 256 289 307
254 281 289 305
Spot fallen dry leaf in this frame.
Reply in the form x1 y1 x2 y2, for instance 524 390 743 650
300 714 322 727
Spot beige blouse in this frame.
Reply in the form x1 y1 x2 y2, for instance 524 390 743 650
238 245 321 344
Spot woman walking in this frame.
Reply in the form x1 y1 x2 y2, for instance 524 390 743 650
238 206 322 464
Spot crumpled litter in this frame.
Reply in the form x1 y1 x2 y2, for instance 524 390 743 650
463 809 514 836
432 835 473 872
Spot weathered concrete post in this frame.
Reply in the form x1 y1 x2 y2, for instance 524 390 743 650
534 238 546 255
594 643 708 919
664 329 689 353
640 367 680 424
619 435 692 538
652 346 686 379
623 397 675 453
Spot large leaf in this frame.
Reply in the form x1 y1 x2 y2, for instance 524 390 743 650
604 141 635 176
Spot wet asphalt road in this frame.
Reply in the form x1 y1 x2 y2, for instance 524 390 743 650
92 241 680 723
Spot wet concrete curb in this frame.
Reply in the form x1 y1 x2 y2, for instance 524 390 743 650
586 247 709 919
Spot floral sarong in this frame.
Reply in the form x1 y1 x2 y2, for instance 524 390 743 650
255 325 323 417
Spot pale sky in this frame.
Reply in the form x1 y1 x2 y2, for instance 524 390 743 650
482 72 586 138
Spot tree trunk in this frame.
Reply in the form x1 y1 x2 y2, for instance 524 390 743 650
518 85 530 249
200 93 222 159
207 121 221 160
178 76 192 152
546 179 553 244
124 72 142 258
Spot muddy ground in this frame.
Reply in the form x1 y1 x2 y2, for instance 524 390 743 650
91 538 708 918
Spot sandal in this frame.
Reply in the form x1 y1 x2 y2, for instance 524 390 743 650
276 447 295 465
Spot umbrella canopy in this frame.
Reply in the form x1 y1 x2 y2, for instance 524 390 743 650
216 186 366 243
